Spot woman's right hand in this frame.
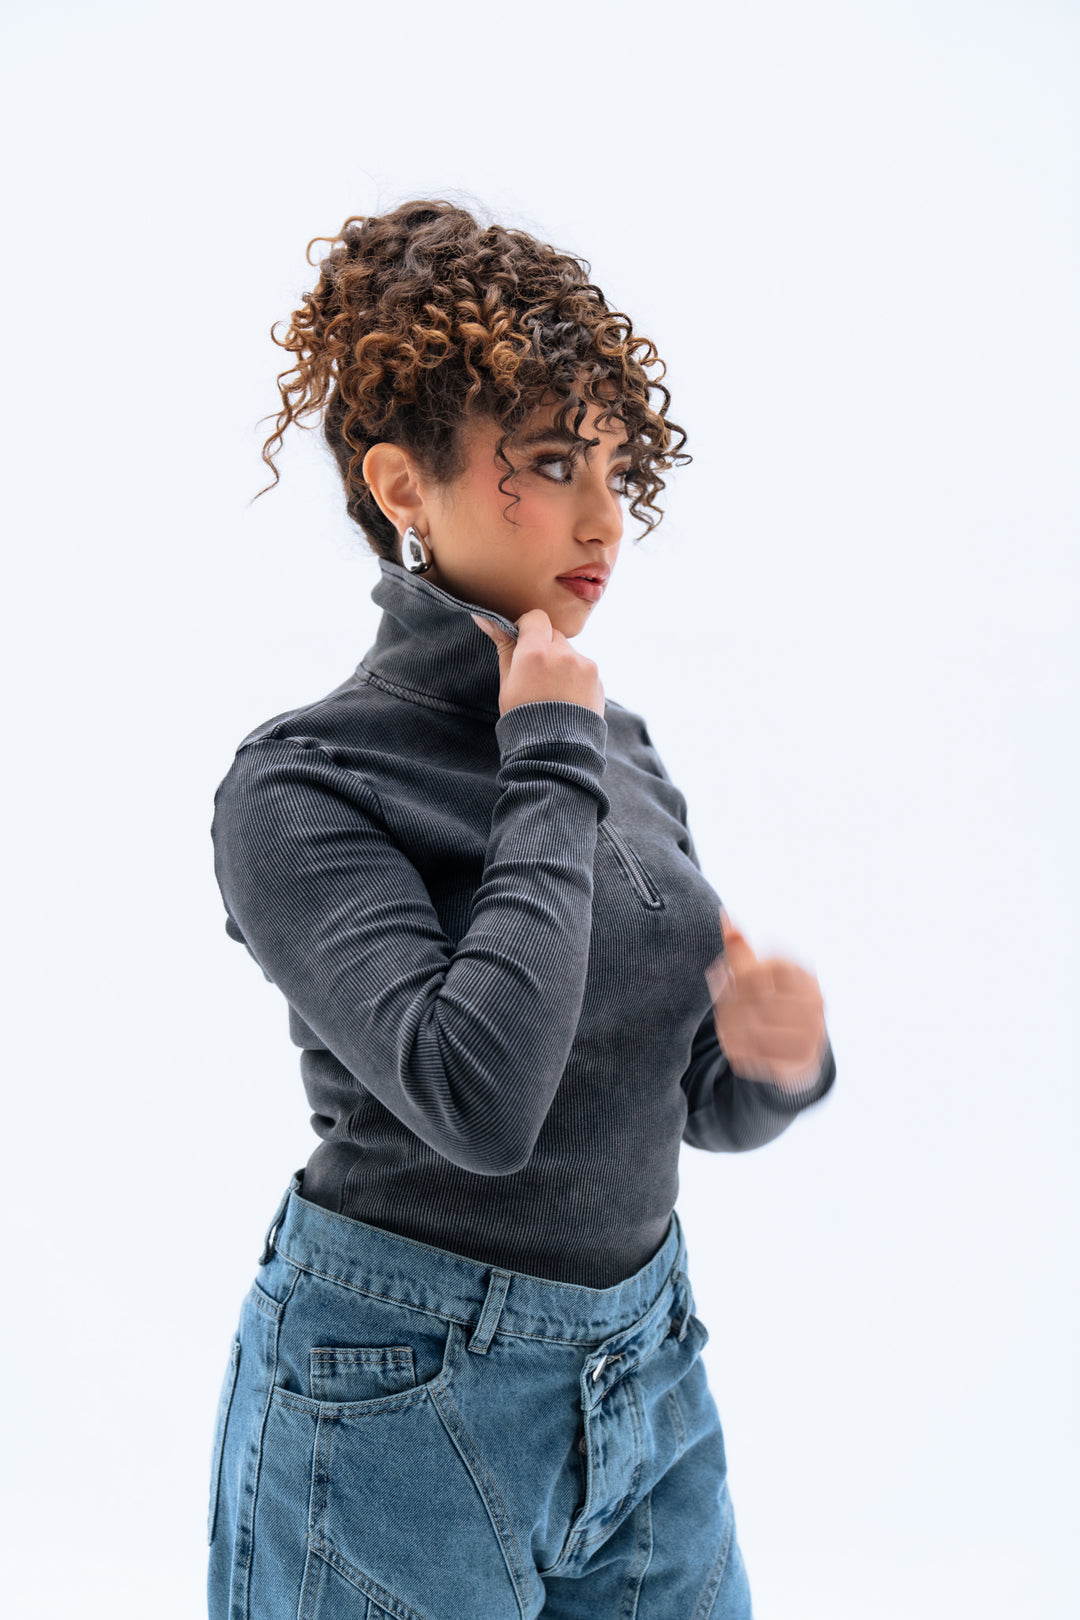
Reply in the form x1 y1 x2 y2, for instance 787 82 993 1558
471 610 605 718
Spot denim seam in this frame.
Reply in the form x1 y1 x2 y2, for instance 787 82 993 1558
430 1383 532 1614
619 1488 654 1616
666 1386 687 1454
297 1540 321 1620
693 1484 735 1620
304 1539 427 1620
305 1413 333 1618
277 1216 672 1298
297 1412 324 1620
274 1246 658 1348
305 1539 427 1620
273 1319 465 1418
272 1387 428 1419
248 1280 286 1323
238 1260 300 1620
571 1378 645 1556
304 1327 471 1619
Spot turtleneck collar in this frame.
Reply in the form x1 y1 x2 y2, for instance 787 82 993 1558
359 558 522 721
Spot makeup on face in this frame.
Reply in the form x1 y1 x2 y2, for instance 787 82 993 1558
415 399 632 628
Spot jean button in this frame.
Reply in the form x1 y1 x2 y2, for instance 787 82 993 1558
577 1431 588 1455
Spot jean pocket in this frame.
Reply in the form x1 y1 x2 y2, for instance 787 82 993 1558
270 1272 465 1420
207 1335 241 1546
309 1344 417 1403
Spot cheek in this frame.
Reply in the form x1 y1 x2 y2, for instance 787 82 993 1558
464 468 514 527
470 470 558 537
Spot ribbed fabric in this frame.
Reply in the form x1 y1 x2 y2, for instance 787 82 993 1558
211 559 836 1287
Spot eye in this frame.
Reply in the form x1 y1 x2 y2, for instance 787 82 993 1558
535 456 574 483
534 457 633 494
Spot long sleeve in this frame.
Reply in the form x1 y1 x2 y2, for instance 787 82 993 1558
211 699 610 1177
680 1004 837 1151
630 718 837 1151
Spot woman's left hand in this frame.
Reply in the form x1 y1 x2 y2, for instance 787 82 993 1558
703 910 829 1091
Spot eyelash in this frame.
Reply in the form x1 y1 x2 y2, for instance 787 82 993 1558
534 456 632 493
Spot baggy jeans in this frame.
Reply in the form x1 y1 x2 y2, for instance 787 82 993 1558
207 1169 754 1619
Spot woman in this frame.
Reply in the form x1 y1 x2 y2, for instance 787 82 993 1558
207 198 836 1619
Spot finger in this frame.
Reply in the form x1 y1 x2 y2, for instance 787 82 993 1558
705 953 788 1008
470 613 513 646
715 1021 829 1084
709 978 825 1045
755 957 820 995
718 908 758 973
513 607 555 646
721 1002 827 1048
720 987 825 1039
471 616 520 683
717 959 821 1006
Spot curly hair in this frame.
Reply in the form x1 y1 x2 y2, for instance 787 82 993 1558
255 198 691 559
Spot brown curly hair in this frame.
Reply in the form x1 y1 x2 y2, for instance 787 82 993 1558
255 198 691 559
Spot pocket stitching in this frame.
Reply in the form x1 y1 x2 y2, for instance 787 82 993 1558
309 1344 417 1403
276 1318 463 1418
599 820 665 909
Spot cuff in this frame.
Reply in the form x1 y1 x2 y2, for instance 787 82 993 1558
494 700 610 822
742 1036 837 1116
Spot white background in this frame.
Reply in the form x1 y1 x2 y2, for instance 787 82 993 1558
2 2 1076 1616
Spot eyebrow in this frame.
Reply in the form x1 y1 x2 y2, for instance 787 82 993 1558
514 428 634 460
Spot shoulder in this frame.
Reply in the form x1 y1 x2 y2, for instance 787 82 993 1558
230 668 371 753
213 682 391 827
603 697 671 781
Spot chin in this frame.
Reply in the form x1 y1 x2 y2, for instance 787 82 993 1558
553 603 592 637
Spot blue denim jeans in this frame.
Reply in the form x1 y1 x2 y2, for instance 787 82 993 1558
207 1170 754 1618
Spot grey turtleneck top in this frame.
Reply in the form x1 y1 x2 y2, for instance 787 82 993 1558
211 559 836 1287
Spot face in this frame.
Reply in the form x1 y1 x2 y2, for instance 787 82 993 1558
395 395 632 636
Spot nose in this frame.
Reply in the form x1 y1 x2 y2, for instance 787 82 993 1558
574 468 624 547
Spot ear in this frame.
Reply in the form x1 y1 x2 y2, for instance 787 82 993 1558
362 442 428 538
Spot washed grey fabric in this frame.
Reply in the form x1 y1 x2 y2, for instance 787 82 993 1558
211 559 836 1287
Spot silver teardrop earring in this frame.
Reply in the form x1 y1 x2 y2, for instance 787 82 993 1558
402 526 432 574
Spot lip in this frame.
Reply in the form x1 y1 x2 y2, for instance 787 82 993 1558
556 565 611 583
556 575 605 603
556 564 609 605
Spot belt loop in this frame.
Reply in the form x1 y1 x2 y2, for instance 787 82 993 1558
468 1269 511 1355
259 1170 301 1266
672 1267 693 1341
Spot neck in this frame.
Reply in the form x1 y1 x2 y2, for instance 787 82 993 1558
360 559 521 720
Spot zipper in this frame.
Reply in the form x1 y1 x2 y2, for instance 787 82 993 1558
599 820 664 910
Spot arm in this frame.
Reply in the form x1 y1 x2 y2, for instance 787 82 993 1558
211 699 609 1176
681 1002 836 1151
629 715 837 1150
